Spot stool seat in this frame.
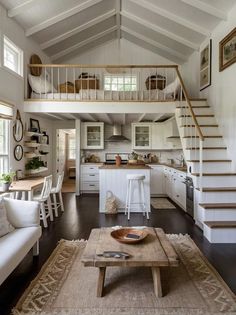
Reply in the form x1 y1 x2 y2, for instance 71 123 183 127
127 174 145 180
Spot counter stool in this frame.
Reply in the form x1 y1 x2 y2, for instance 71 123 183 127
50 171 65 217
125 174 149 220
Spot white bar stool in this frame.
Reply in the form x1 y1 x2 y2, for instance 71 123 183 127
125 174 149 220
50 171 65 217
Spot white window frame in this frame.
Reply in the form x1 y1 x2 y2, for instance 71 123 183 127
3 36 23 77
103 74 138 91
0 119 10 176
68 135 76 160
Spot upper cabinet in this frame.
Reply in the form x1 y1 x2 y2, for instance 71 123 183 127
164 118 181 149
81 122 104 149
132 123 152 150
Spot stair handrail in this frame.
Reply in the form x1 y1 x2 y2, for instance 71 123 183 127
175 67 205 142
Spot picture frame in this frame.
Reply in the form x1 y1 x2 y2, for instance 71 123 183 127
200 39 212 91
219 27 236 72
30 118 40 133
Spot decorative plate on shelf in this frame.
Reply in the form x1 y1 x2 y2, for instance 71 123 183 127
111 228 149 244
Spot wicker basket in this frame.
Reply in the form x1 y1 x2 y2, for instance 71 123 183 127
105 191 117 214
145 75 166 90
75 78 99 92
58 81 75 93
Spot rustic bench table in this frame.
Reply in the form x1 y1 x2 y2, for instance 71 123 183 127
81 227 179 298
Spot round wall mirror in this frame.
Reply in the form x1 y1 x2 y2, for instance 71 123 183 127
13 110 23 142
14 145 23 161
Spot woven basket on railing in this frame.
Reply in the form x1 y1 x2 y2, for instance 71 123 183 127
145 75 166 90
105 191 117 214
58 81 75 93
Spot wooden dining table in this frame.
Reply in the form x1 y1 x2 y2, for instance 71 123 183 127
9 177 44 200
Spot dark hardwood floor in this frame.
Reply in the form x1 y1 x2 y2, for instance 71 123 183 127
1 193 236 315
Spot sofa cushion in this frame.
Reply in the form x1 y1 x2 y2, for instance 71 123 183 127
0 199 14 237
0 226 42 285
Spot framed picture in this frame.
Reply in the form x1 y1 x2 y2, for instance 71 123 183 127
219 27 236 72
30 118 40 133
200 39 212 91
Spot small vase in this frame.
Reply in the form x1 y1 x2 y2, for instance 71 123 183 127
2 182 10 192
115 155 121 166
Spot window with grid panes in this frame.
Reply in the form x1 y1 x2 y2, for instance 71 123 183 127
0 119 10 175
104 75 137 91
4 36 23 76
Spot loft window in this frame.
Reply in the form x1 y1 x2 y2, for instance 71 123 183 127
4 36 23 76
0 119 10 175
104 75 137 91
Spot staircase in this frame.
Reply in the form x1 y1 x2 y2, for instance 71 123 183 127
175 99 236 243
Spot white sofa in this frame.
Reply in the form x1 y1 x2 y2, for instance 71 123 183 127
0 198 42 286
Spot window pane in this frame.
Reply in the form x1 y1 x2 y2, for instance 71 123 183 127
3 36 23 76
104 75 137 92
0 119 9 175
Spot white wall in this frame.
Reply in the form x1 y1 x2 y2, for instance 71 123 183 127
0 4 54 175
180 3 236 170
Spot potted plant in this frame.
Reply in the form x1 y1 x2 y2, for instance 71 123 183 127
0 172 16 192
25 157 44 173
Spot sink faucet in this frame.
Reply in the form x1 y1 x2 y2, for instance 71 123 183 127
176 155 185 167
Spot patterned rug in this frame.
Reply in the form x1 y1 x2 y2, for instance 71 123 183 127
151 198 176 209
12 235 236 315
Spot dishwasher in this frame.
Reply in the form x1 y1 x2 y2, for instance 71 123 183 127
185 176 194 218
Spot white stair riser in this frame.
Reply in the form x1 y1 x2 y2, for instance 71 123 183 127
179 117 216 125
204 225 236 243
177 108 213 116
181 127 219 137
183 138 225 148
196 191 236 203
179 101 207 107
185 150 228 160
188 162 231 173
192 176 236 187
203 209 236 221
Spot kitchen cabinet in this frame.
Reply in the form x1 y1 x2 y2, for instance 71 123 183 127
148 165 165 196
80 164 102 193
151 124 164 150
132 123 151 150
81 122 104 149
164 118 182 149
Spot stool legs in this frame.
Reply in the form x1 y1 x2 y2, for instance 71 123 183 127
40 202 48 228
141 180 149 219
59 191 64 212
52 193 59 217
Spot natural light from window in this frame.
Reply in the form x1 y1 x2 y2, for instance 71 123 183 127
104 75 137 91
4 36 23 76
0 119 9 175
68 135 76 160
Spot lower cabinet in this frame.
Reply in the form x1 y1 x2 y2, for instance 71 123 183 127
149 165 165 196
80 164 102 193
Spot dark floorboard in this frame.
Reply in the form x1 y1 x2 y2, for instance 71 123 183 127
0 193 236 315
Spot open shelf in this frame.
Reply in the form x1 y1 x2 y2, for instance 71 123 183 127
25 167 48 175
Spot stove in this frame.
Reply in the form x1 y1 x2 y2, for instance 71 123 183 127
105 153 129 165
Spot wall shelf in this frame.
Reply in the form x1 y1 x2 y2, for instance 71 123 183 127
25 167 48 175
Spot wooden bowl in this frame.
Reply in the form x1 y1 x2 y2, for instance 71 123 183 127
111 228 148 244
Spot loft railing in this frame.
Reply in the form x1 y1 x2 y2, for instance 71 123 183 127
26 63 204 189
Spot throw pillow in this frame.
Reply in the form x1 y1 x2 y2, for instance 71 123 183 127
0 199 15 237
28 74 55 94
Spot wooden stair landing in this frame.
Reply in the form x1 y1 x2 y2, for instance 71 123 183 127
192 173 236 176
187 159 231 163
196 187 236 192
200 203 236 209
185 147 227 150
204 221 236 228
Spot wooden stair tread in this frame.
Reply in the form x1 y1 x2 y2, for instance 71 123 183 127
176 106 210 109
187 159 231 162
196 187 236 192
180 125 218 127
189 98 207 101
192 173 236 176
178 115 214 118
183 135 222 138
185 147 227 150
200 203 236 209
204 221 236 228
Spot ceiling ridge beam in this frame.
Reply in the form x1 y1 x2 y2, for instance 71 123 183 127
8 0 37 18
121 26 188 62
181 0 228 20
121 11 198 50
25 0 104 37
128 0 210 37
41 9 116 50
51 26 118 61
116 0 121 40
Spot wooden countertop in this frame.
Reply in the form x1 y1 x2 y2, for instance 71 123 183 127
9 177 44 191
99 164 151 169
148 163 187 173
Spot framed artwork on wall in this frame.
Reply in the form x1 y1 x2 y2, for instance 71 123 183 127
219 27 236 72
30 118 40 133
200 39 212 91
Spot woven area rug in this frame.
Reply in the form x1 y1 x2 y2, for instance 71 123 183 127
12 235 236 315
151 198 176 209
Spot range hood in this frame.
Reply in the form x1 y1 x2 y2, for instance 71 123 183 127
106 125 130 142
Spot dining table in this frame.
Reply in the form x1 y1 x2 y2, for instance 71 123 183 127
9 177 44 200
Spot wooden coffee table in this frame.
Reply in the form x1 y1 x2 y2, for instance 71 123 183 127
81 227 179 298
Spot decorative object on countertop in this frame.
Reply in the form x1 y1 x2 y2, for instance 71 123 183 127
145 74 166 90
85 154 100 163
13 110 23 142
151 198 176 210
115 154 121 166
0 171 16 192
219 27 236 71
111 228 149 244
105 191 117 214
128 151 138 164
200 39 212 91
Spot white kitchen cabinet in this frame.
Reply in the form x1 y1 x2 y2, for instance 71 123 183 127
149 165 165 196
81 122 104 149
151 124 164 150
132 123 151 150
163 118 182 149
80 164 102 193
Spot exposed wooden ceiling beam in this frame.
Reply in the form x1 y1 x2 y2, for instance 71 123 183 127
121 11 198 50
41 9 116 50
105 114 114 125
138 113 146 122
181 0 228 20
51 26 118 61
116 0 121 40
87 113 98 121
8 0 37 18
153 114 165 122
45 113 64 120
121 26 188 62
25 0 104 37
128 0 210 37
123 114 126 125
63 113 79 120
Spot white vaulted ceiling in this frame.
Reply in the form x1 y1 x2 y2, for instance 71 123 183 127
1 0 235 64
